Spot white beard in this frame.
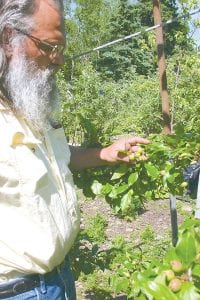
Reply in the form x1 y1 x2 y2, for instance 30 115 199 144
4 55 60 130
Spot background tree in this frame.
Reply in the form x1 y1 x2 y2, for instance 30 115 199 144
58 0 200 146
97 0 191 80
64 0 114 81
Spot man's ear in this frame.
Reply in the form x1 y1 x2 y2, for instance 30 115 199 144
2 26 13 58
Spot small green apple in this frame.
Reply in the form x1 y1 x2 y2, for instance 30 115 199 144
170 260 183 273
168 278 182 292
163 269 175 281
180 182 188 188
129 154 135 161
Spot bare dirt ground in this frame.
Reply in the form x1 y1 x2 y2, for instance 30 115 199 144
80 197 192 241
75 196 194 299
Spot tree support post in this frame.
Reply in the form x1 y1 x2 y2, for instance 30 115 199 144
153 0 171 134
169 194 178 246
153 0 178 246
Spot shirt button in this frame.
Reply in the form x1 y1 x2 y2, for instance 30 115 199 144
31 148 36 153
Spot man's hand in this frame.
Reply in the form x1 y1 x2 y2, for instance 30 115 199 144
69 136 149 171
100 136 149 164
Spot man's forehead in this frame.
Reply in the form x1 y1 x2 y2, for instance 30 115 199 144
31 0 65 39
35 0 64 17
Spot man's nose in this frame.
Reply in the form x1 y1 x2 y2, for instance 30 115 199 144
50 53 65 67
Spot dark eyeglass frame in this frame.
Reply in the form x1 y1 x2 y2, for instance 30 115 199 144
14 27 65 57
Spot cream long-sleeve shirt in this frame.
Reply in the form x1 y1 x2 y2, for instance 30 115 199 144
0 103 80 283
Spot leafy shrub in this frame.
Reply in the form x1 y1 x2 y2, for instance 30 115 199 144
59 51 200 148
123 218 200 299
87 130 200 217
85 213 108 243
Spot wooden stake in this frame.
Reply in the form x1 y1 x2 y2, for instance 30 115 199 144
153 1 178 246
153 0 171 134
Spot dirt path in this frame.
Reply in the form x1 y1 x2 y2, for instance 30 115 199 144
75 196 193 299
80 197 191 240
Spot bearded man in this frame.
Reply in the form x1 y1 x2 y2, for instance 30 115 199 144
0 0 149 299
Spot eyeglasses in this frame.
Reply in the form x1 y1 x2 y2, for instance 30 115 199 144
14 28 65 57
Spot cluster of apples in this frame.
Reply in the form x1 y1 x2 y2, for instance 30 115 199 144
162 260 189 293
128 146 148 162
117 146 148 162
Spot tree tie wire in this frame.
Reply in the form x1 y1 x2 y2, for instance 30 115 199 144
64 7 200 62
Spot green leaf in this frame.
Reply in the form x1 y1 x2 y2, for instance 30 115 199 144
110 275 129 293
180 219 200 231
175 231 196 264
149 282 178 300
145 163 160 180
166 174 177 184
91 180 102 195
111 164 129 180
101 183 113 195
178 282 200 300
164 247 179 263
154 273 166 285
192 265 200 277
141 281 178 300
109 185 129 198
145 190 152 199
128 172 139 186
116 184 129 195
120 190 133 213
109 188 118 199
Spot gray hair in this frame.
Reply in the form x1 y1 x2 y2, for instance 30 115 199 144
0 0 65 78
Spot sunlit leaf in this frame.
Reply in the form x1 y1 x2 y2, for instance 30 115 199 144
91 180 102 195
178 282 200 300
192 265 200 277
176 231 196 263
141 281 177 300
101 183 113 195
145 163 160 179
116 184 129 195
128 172 138 186
121 190 133 213
111 164 129 180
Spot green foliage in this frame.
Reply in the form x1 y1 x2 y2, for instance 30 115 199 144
60 62 162 145
63 0 193 81
140 225 155 242
167 52 200 134
61 63 128 146
61 4 200 299
70 220 171 298
64 0 114 81
86 130 200 217
71 217 200 299
59 51 200 218
96 0 191 80
61 64 104 146
74 0 112 46
127 218 200 299
60 50 200 145
85 213 108 243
